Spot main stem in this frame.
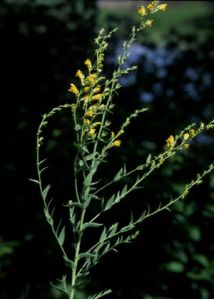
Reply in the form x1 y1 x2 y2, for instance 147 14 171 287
70 208 86 299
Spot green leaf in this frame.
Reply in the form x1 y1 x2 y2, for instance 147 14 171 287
102 242 110 254
64 201 82 208
99 227 107 242
108 223 118 237
104 194 115 211
89 289 112 299
146 153 151 165
40 166 48 174
82 222 103 230
84 153 96 161
189 226 201 241
42 184 51 200
166 261 184 273
79 253 95 259
29 178 39 184
82 146 89 154
58 226 65 245
38 158 47 165
63 256 74 269
193 254 209 267
44 208 53 225
114 167 123 181
84 173 92 187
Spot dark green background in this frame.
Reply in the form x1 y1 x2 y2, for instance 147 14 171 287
1 0 214 298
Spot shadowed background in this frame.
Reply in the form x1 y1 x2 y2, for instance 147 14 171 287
1 0 214 298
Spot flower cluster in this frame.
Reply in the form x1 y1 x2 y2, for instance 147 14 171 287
165 128 196 151
138 0 167 28
68 58 106 139
68 58 122 147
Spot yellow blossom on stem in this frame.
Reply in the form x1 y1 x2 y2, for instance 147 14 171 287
85 105 97 117
145 19 153 27
68 83 79 95
86 73 97 85
189 129 195 137
83 119 90 126
83 86 91 93
75 70 84 84
183 132 190 140
158 3 167 11
147 3 154 11
84 58 92 71
111 140 122 147
85 109 94 118
138 5 147 16
87 128 96 138
165 135 175 149
92 94 103 101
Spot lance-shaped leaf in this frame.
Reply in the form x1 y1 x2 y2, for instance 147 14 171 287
88 289 112 299
104 184 128 211
82 222 103 231
58 226 65 246
42 184 51 201
114 163 127 181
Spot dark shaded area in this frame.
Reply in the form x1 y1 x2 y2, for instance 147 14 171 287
1 0 214 298
0 0 97 298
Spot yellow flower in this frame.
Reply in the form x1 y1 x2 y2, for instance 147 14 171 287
87 128 96 138
165 135 175 149
145 19 153 27
68 83 79 95
85 109 94 117
83 86 91 93
158 3 167 11
138 5 147 16
183 132 190 140
189 129 195 137
84 58 92 71
83 119 90 126
75 69 84 84
86 73 97 85
147 3 154 11
92 94 103 101
111 140 122 147
85 105 97 117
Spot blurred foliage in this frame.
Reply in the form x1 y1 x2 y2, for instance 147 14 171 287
0 0 97 298
1 0 214 298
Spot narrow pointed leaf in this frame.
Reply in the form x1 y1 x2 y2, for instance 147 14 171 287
42 184 51 200
58 226 65 245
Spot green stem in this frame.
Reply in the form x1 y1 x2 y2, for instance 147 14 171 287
36 127 69 260
70 208 86 299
